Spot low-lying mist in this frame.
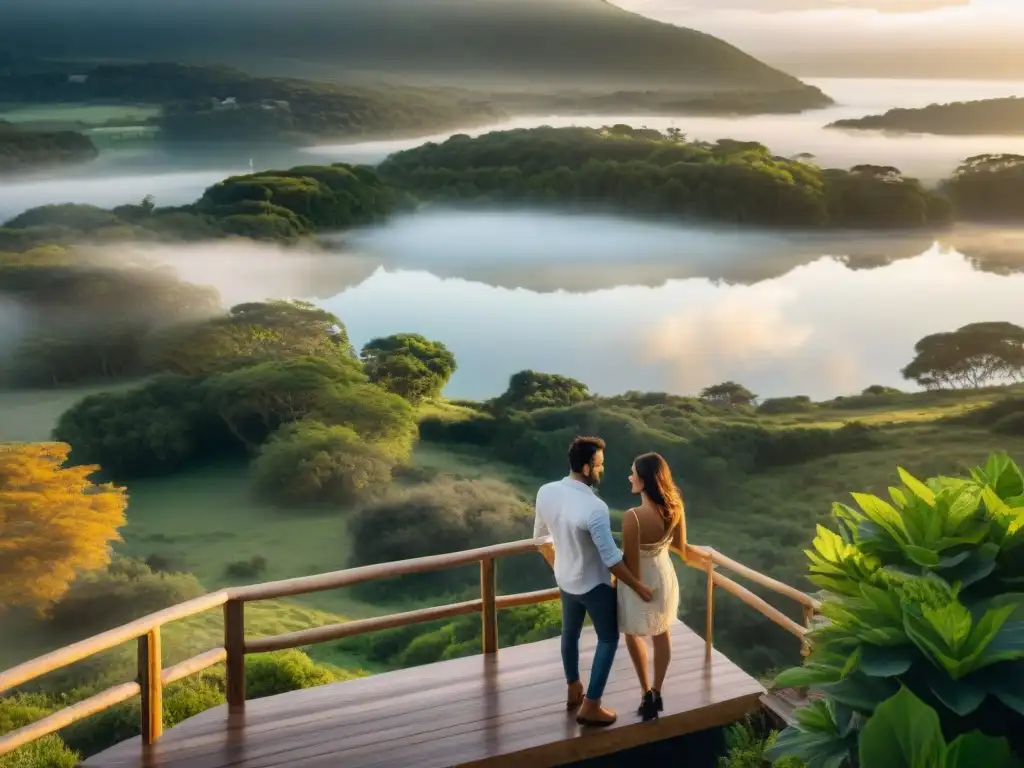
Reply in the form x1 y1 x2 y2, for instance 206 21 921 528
0 169 234 225
72 239 381 306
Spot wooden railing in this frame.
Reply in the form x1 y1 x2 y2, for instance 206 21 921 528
0 537 819 758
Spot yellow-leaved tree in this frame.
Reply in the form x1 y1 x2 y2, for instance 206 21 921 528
0 442 127 611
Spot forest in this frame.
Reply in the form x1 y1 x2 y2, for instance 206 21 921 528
0 120 97 174
0 62 506 145
830 96 1024 136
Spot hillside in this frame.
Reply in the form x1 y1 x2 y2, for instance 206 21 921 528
0 0 828 102
829 97 1024 136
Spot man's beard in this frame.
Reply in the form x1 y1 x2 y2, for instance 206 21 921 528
583 474 601 488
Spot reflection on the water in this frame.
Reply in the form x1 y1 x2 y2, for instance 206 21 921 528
313 215 1024 401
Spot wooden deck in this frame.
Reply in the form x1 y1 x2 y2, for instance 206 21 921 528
83 622 764 768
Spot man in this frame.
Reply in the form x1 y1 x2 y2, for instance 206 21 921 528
534 435 654 727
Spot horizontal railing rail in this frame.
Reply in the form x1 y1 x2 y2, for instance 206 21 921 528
0 535 819 758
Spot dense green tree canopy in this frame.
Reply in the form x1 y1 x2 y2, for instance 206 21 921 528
252 421 403 506
361 333 457 403
491 370 591 412
378 126 953 229
198 164 400 233
148 300 356 378
201 356 369 449
829 97 1024 137
699 381 758 407
901 322 1024 389
943 154 1024 222
52 375 236 478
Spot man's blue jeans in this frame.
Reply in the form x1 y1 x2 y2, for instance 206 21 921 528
560 583 620 701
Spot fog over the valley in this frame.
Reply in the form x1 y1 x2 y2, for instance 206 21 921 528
5 74 1024 229
5 203 1024 401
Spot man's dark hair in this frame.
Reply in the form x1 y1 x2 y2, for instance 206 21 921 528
568 436 605 474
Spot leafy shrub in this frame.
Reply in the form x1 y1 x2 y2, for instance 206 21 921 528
766 453 1024 765
251 421 402 506
245 649 356 699
757 396 814 415
53 375 238 479
347 478 544 599
48 557 204 639
490 370 590 412
861 385 902 396
0 695 79 768
417 412 497 446
718 719 803 768
224 555 268 579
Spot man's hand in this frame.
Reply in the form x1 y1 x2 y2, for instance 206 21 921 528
633 581 654 603
539 541 555 569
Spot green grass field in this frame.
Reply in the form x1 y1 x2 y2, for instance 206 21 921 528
0 103 161 128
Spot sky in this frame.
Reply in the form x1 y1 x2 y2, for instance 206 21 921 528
613 0 1024 76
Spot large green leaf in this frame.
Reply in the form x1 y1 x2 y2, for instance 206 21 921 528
975 452 1024 499
898 466 936 507
939 545 998 590
944 483 983 529
859 644 918 678
852 492 909 546
975 620 1024 668
766 726 852 768
858 687 945 767
819 671 900 713
943 731 1017 768
983 660 1024 716
905 545 941 568
925 667 987 716
774 662 844 689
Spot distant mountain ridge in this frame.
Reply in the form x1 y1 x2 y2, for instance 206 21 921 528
0 0 826 100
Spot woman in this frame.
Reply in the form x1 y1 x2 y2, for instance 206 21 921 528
617 451 686 721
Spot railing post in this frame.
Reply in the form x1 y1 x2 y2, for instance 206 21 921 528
481 557 498 654
225 599 246 709
704 555 715 663
138 628 162 745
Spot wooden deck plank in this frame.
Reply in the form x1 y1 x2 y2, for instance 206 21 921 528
83 622 764 768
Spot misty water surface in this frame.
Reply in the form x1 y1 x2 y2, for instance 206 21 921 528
305 210 1024 401
5 77 1024 224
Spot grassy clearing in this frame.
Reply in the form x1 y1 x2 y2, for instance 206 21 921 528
114 460 379 618
764 386 1024 430
0 103 161 127
0 383 142 443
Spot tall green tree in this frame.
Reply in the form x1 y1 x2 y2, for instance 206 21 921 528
360 333 457 403
901 322 1024 389
699 381 758 407
491 370 590 412
148 300 355 377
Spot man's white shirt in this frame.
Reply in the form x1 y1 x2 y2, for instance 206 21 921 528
533 476 623 595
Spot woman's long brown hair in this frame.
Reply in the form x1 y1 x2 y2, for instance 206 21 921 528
634 452 684 531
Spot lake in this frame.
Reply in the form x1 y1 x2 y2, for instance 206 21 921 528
5 77 1024 402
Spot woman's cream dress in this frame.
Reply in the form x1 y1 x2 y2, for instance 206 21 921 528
617 511 680 636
